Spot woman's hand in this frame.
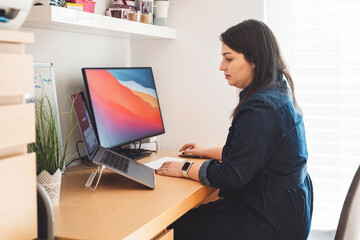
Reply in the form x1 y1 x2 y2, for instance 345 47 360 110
179 143 206 157
156 161 184 177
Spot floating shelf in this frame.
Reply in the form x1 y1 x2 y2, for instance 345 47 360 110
23 5 175 39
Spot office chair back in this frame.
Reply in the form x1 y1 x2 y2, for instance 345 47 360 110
37 182 55 240
335 165 360 240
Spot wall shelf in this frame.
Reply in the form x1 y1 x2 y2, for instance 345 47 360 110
23 5 175 39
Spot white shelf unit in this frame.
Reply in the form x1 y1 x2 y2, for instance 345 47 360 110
23 5 175 39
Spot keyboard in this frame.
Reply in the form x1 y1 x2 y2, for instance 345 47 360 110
121 150 152 161
100 151 129 173
110 148 152 161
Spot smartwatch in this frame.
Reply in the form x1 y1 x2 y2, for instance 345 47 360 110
182 161 194 178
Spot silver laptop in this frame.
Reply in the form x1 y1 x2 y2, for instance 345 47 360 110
71 92 155 189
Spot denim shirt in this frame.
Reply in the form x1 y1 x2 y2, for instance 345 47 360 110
198 78 308 197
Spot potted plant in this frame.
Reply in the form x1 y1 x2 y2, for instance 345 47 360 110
29 93 75 206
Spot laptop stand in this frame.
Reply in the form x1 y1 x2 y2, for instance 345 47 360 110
85 165 105 192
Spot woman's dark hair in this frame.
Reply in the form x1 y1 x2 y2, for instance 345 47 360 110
220 19 298 117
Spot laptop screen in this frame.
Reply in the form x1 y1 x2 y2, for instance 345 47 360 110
82 67 165 148
72 92 99 158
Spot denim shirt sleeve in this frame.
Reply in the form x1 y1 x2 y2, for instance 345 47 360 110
200 97 282 189
199 160 212 185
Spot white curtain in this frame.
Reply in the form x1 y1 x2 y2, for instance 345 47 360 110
267 0 360 230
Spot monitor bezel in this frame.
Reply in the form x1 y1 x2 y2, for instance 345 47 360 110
81 67 165 149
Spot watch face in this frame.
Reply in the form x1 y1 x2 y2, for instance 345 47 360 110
182 162 191 171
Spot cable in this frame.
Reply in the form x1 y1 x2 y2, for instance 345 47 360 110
76 140 84 158
65 157 82 168
64 140 85 168
69 140 97 168
81 158 97 167
138 140 142 150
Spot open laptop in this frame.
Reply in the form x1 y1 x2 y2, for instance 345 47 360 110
71 92 155 189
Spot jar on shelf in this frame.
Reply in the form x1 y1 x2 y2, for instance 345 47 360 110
140 0 153 24
154 0 169 26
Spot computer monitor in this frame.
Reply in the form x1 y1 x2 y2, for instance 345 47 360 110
82 67 165 149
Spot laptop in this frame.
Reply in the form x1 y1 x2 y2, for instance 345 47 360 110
71 92 155 189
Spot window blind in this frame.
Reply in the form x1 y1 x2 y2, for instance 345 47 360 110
292 0 360 229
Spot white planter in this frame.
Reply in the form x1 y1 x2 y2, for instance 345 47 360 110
154 1 170 26
37 168 62 206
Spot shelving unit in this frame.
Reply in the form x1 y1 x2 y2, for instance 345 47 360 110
0 29 37 240
23 5 175 39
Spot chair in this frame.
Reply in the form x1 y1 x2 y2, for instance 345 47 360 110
309 165 360 240
334 165 360 240
37 182 55 240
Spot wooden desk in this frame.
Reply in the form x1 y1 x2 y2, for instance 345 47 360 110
55 151 217 240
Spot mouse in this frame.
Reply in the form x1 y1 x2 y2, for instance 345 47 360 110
178 151 202 158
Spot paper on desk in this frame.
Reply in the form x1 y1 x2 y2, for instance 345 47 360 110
145 156 185 170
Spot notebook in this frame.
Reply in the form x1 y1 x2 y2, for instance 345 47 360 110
71 92 155 189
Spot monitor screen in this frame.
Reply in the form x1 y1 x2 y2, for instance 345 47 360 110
82 67 165 148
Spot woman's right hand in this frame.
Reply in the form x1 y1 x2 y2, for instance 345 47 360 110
179 143 206 158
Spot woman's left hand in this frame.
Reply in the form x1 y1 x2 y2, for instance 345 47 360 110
156 161 184 178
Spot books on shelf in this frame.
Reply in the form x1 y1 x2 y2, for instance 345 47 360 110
66 3 83 11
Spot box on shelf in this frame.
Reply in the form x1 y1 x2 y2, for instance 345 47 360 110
66 3 83 11
113 0 135 9
83 1 95 13
66 0 96 13
109 0 134 19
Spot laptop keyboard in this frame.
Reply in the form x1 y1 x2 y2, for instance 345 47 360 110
100 151 129 173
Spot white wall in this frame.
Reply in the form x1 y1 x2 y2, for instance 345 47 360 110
21 0 131 159
21 0 265 159
131 0 265 150
265 0 294 67
22 27 131 159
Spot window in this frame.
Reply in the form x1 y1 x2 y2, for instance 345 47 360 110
267 0 360 229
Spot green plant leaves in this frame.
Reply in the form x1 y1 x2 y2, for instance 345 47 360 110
29 93 74 175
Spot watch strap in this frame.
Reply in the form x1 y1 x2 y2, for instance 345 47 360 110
182 161 193 178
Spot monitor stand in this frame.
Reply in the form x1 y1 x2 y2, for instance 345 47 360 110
110 146 152 161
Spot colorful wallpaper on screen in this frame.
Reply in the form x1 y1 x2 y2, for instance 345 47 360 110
85 68 164 148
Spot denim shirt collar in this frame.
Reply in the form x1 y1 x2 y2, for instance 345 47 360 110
239 86 249 100
239 72 285 100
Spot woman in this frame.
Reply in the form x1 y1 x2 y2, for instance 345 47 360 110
156 19 313 240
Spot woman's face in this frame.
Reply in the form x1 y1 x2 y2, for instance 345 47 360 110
219 43 255 89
